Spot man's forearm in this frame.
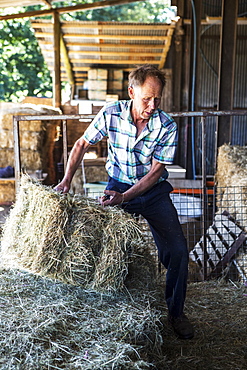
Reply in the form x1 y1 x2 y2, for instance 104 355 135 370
122 162 166 202
63 138 90 183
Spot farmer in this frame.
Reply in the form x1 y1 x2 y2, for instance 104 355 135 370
55 64 194 340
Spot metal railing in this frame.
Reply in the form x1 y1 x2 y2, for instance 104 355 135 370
12 109 247 280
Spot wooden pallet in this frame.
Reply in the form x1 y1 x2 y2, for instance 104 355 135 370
190 210 247 280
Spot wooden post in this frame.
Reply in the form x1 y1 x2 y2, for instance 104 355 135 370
53 10 61 108
217 0 238 147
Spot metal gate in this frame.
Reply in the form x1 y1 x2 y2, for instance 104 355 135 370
13 110 247 282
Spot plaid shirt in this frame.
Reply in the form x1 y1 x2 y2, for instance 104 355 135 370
83 100 177 185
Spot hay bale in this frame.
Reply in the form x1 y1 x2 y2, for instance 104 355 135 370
0 102 61 183
216 144 247 204
0 175 150 293
216 144 247 228
0 178 15 203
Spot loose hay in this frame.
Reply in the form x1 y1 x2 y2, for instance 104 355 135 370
0 268 247 369
0 174 149 293
0 268 164 369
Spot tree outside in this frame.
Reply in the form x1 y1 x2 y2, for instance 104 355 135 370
0 1 176 103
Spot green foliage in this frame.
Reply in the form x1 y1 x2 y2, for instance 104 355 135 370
0 1 175 102
60 0 174 22
0 18 52 102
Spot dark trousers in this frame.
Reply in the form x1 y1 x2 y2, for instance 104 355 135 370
106 177 188 317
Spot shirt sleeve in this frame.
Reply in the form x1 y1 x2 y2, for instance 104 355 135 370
153 119 178 164
82 107 108 145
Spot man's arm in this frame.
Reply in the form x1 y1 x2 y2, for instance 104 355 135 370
55 137 90 193
101 159 166 206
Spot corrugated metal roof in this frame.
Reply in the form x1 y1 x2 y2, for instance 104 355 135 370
32 19 176 84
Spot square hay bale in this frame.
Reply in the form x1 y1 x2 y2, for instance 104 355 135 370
0 178 15 203
0 102 61 183
216 144 247 229
216 144 247 202
0 175 155 294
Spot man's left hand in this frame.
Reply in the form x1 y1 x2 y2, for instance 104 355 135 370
99 190 124 207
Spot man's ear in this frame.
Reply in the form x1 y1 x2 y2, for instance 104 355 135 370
128 85 134 99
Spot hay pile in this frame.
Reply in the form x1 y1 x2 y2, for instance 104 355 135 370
1 269 247 369
0 175 153 294
0 176 165 368
0 102 61 183
0 268 165 369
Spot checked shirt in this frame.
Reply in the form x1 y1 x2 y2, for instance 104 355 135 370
82 100 177 185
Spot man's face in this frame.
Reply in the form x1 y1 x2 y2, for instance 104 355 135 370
128 76 163 121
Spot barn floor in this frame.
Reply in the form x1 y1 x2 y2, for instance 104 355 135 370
0 268 246 369
159 280 247 370
1 201 247 369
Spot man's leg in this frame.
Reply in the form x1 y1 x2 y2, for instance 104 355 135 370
139 189 188 318
106 178 194 338
123 181 194 339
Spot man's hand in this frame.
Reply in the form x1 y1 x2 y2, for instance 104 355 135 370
54 179 71 194
99 190 125 207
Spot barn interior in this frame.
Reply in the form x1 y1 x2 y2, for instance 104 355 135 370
0 1 247 369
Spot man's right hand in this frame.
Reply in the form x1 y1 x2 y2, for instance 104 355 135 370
54 179 71 194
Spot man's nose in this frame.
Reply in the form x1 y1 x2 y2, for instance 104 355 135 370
148 99 156 109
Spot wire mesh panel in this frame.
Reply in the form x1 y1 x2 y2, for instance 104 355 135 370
85 184 247 284
189 185 247 283
12 111 247 285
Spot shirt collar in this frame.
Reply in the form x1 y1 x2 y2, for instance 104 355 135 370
119 100 133 123
120 100 160 130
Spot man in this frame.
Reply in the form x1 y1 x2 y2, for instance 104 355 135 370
55 64 194 340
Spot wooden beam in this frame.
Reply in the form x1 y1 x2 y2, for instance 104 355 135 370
69 57 158 63
53 11 61 108
67 50 161 57
173 17 184 111
183 17 247 25
35 32 170 41
60 36 74 86
40 0 52 6
67 60 160 65
32 22 174 31
158 28 174 68
38 40 166 50
217 0 238 147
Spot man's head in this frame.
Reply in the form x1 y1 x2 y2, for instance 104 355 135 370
128 64 165 122
128 64 166 90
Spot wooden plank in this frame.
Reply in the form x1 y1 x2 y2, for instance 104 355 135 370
67 50 161 57
215 214 242 236
159 28 174 69
65 60 161 65
208 232 247 279
217 0 238 146
32 22 174 31
39 41 165 50
35 32 170 41
53 11 61 108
